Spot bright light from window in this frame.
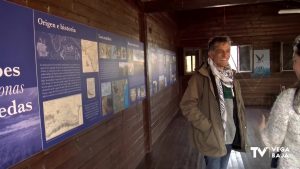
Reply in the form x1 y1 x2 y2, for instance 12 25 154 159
192 55 196 71
185 56 192 72
230 46 238 70
185 55 196 73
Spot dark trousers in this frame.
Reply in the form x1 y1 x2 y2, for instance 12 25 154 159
204 144 232 169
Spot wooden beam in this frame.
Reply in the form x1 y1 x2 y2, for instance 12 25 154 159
143 0 176 12
138 11 152 153
142 0 287 12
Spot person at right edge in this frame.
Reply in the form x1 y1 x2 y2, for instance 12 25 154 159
260 35 300 169
180 36 247 169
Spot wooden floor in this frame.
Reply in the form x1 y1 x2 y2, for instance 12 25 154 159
136 107 272 169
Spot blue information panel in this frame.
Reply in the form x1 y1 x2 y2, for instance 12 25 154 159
34 11 102 148
98 30 145 116
148 44 177 96
0 1 145 168
0 2 42 169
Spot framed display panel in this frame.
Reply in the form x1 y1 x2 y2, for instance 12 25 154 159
148 45 177 96
281 42 294 71
238 45 253 72
253 49 271 76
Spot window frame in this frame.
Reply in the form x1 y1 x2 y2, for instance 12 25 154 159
184 55 196 74
237 45 253 73
280 42 294 72
183 48 198 75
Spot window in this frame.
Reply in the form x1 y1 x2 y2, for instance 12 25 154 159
229 46 238 70
184 48 198 74
281 42 293 71
230 45 253 73
184 55 196 74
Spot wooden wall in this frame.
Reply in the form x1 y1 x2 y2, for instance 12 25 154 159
6 0 178 168
178 2 300 106
236 72 297 106
146 13 180 145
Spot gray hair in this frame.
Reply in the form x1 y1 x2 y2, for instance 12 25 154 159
208 36 232 51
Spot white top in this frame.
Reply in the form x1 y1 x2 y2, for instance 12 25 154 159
261 88 300 169
225 99 236 144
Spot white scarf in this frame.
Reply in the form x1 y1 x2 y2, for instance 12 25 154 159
208 58 234 141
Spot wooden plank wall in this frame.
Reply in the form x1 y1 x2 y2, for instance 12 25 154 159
146 13 180 145
8 0 145 169
236 72 297 106
178 3 299 106
7 0 180 168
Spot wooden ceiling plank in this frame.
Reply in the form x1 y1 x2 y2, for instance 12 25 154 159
142 0 287 12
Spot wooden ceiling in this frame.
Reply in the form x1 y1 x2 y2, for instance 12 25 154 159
138 0 300 12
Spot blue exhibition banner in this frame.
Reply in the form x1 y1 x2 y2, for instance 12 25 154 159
126 38 146 105
98 30 146 115
148 44 176 96
0 0 145 168
0 1 42 169
34 11 102 148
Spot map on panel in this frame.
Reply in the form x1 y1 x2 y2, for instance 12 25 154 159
43 94 83 141
36 32 81 60
81 39 99 73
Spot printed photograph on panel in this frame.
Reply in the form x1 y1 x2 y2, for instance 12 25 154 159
150 51 159 81
106 44 113 58
163 54 167 72
0 88 42 169
101 82 112 116
169 64 173 83
128 62 134 76
112 46 123 59
137 87 141 99
101 82 112 97
86 78 96 99
165 55 170 75
158 53 165 75
81 39 99 73
102 95 112 116
171 72 176 84
127 48 133 61
120 47 127 60
133 49 144 62
111 46 117 59
98 43 108 59
159 75 165 91
140 85 146 98
119 62 129 77
152 80 158 94
35 31 81 60
164 76 168 87
112 79 129 113
130 88 137 103
43 94 83 141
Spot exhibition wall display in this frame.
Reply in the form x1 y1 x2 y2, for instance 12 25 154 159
148 44 177 96
0 1 145 168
